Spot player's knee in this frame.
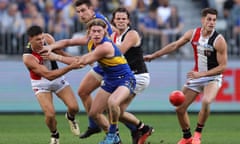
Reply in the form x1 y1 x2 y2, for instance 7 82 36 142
88 109 97 119
201 98 212 105
108 98 120 108
176 106 186 115
68 104 79 114
78 88 90 99
45 110 55 120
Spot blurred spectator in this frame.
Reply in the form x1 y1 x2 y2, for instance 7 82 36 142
232 0 240 55
17 0 44 15
162 5 184 46
90 0 100 11
230 0 240 25
201 0 209 8
1 2 26 36
48 9 71 41
1 2 26 53
24 2 45 29
230 0 240 54
61 0 75 28
223 0 234 19
136 0 152 20
0 0 8 51
53 0 72 10
138 4 161 35
42 0 55 32
161 5 184 56
138 4 162 53
0 0 8 18
156 0 171 29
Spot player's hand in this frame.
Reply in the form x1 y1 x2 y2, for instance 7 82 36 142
70 57 85 69
41 52 62 61
144 54 154 62
39 45 52 55
187 71 202 79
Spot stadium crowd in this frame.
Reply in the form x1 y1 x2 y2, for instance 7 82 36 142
0 0 239 57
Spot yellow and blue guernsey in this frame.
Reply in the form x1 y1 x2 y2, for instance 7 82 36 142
88 37 136 94
92 12 113 77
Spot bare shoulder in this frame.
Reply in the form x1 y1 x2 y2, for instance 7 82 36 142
22 54 39 68
98 41 113 51
215 34 227 51
43 33 55 44
127 30 139 36
183 29 194 39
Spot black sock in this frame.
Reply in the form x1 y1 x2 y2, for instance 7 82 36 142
137 122 150 134
136 121 144 130
195 123 204 133
51 130 59 138
66 112 75 121
182 128 192 139
116 128 119 135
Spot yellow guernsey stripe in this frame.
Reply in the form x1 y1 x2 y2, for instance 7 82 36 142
99 56 127 66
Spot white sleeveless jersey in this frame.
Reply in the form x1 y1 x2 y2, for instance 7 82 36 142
190 27 221 73
185 28 223 92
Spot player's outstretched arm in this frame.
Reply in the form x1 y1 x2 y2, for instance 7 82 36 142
144 29 193 62
40 35 89 54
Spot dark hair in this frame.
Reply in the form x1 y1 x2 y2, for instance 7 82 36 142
74 0 91 7
27 25 43 37
201 8 218 17
111 7 130 26
87 18 107 29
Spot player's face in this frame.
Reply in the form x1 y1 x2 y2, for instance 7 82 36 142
30 33 44 52
202 14 216 32
75 4 94 23
89 26 105 44
113 12 129 32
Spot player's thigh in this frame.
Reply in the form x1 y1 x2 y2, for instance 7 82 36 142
90 88 109 115
202 81 221 103
120 94 134 113
57 85 78 109
36 92 55 114
78 70 102 94
182 86 199 107
109 86 131 106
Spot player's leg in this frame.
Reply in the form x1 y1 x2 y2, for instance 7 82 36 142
100 86 132 144
36 92 59 144
78 69 103 138
117 73 152 144
88 88 110 132
176 87 198 144
57 85 80 136
192 81 221 144
119 95 154 144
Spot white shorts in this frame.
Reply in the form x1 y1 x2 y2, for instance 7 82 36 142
31 76 69 95
134 73 150 95
184 75 222 93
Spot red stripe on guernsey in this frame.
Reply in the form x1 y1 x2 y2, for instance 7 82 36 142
30 52 43 80
191 28 201 71
113 32 118 43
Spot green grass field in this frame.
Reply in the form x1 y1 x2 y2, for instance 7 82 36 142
0 113 239 144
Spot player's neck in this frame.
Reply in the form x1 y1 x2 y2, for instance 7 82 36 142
201 29 213 38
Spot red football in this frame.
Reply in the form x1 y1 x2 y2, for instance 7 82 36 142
169 90 185 106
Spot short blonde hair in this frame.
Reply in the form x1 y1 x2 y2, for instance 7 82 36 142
86 18 107 30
